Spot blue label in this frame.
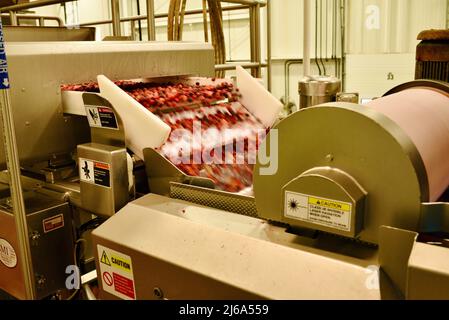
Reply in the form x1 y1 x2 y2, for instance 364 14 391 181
0 19 9 90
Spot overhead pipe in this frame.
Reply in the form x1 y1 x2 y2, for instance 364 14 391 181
303 0 312 76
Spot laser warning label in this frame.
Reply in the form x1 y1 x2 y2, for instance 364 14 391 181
284 192 352 232
98 245 136 300
79 158 111 188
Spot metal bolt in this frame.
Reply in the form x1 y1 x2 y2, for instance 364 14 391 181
25 121 30 127
21 88 25 92
153 287 164 299
325 154 334 162
36 275 46 287
30 231 41 242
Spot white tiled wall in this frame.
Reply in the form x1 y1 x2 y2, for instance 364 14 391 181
346 53 416 100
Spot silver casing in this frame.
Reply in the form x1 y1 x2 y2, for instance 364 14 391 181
298 75 341 109
0 41 214 299
3 41 215 169
92 194 393 300
78 143 128 217
0 191 74 300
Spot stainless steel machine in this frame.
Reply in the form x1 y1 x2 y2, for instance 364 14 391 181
91 78 449 299
0 41 215 300
1 37 449 301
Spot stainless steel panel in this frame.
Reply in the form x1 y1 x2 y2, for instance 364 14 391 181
92 194 385 300
4 26 96 42
78 143 129 217
0 191 75 300
0 41 214 169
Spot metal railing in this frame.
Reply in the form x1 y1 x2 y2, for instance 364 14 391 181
78 0 269 82
0 0 75 26
1 13 64 26
0 0 271 84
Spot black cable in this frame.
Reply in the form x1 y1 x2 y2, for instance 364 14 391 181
136 0 143 41
315 0 322 75
325 0 328 62
333 0 337 76
319 0 326 75
336 0 340 78
78 217 106 236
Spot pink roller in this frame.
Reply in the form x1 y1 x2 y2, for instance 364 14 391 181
367 88 449 201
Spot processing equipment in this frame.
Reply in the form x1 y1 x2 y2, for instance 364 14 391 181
1 35 449 301
91 77 449 299
0 40 215 300
415 29 449 83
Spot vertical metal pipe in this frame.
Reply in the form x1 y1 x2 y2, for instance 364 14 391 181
136 0 143 40
447 0 449 28
340 0 346 90
254 3 261 78
9 11 18 26
303 0 312 76
202 0 209 42
146 0 155 41
111 0 121 37
249 6 256 77
130 20 136 40
266 0 272 91
0 23 35 298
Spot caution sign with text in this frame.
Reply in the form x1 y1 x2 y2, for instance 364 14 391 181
97 245 136 300
284 192 352 232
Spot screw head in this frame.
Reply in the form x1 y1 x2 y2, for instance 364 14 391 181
325 154 334 162
30 231 41 241
36 275 46 287
153 287 164 299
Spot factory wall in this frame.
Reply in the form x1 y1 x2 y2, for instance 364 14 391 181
32 0 447 106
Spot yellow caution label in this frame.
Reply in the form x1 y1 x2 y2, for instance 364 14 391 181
111 255 132 272
309 197 351 212
100 251 111 266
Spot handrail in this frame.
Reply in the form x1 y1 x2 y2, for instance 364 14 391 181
0 0 264 13
0 0 75 12
79 4 254 27
1 14 64 27
215 62 267 71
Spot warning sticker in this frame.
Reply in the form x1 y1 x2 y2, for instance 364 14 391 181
0 20 10 90
0 238 17 268
79 158 111 188
42 214 65 233
97 245 136 300
86 106 119 130
284 192 352 232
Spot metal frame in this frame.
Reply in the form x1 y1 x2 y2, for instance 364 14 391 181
77 0 269 81
0 0 266 300
0 13 64 27
0 0 270 84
